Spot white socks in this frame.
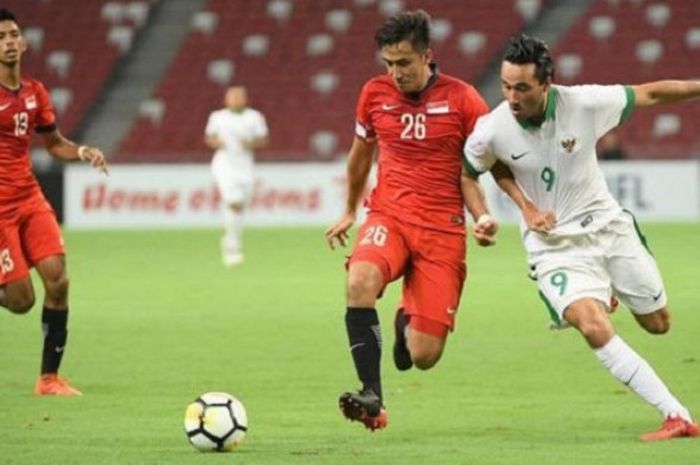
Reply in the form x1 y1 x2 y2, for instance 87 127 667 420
223 209 243 255
594 335 691 422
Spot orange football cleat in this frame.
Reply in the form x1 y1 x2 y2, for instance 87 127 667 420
34 374 82 396
639 416 699 442
339 389 388 431
609 296 619 313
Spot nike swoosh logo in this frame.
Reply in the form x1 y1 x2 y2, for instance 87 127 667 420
446 308 457 315
0 102 11 111
55 346 65 353
350 343 365 351
510 151 529 160
652 290 663 301
382 104 400 111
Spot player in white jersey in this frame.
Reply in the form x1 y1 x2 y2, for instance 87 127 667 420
204 86 269 266
463 34 700 441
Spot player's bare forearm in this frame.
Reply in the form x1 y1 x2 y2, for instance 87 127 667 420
204 135 224 150
461 168 498 246
247 136 269 151
460 168 489 222
633 80 700 107
344 136 375 215
42 130 81 161
492 166 555 232
42 129 108 174
325 137 375 250
491 161 531 212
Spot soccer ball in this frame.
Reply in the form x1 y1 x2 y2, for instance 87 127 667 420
184 392 248 452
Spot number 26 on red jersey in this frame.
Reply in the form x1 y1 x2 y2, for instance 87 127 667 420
400 113 426 140
360 225 388 247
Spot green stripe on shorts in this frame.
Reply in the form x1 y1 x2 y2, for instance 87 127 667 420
623 209 652 255
538 290 560 325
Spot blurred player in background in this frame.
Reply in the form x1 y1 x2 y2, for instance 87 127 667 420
0 8 108 396
204 86 269 266
325 10 497 431
463 34 700 441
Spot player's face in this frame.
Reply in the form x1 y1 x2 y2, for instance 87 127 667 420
0 20 23 66
225 87 247 111
500 61 549 120
380 40 431 94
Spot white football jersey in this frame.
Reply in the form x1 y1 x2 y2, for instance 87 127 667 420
205 107 268 174
464 84 635 248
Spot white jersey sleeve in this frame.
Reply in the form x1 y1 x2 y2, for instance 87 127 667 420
573 84 633 138
250 110 269 139
463 115 497 176
204 111 219 137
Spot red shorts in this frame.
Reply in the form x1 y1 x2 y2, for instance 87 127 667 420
0 197 64 285
348 212 466 337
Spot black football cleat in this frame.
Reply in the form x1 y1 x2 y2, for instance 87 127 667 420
338 389 388 431
393 308 413 371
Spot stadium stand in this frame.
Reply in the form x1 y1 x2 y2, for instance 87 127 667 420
553 0 700 158
7 0 154 138
116 0 527 162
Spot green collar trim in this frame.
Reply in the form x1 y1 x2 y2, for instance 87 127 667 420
516 87 558 129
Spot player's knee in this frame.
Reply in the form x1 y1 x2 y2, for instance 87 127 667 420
45 274 70 303
640 308 670 335
573 315 611 342
6 294 35 314
346 269 382 302
410 347 443 370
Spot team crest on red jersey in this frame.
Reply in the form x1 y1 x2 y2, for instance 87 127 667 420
25 95 37 110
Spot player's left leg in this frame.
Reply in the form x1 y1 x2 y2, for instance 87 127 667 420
222 202 245 266
398 228 465 370
22 209 80 396
33 254 80 396
596 213 695 440
339 213 408 430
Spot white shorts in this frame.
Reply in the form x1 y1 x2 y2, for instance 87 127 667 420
211 153 253 205
527 211 667 325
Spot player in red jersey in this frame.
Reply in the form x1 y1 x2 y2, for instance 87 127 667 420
325 10 498 430
0 9 107 396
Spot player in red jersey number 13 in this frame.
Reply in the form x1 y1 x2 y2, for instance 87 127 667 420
0 8 108 396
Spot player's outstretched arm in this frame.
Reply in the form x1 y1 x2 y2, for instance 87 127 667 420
461 168 498 246
41 129 108 175
491 161 555 233
632 80 700 108
325 136 376 250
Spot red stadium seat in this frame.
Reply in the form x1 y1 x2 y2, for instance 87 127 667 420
116 0 525 162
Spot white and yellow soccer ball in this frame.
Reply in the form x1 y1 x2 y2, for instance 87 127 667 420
184 392 248 452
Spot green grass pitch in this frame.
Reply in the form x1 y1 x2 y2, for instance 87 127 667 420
1 224 698 465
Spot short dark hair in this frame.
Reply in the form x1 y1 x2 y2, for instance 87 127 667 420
374 9 431 53
0 8 18 24
503 34 554 83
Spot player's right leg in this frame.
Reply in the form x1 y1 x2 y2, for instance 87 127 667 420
1 278 36 313
23 209 81 396
1 222 36 313
339 214 408 430
212 157 249 267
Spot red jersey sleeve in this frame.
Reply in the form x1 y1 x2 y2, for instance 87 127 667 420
354 81 376 141
34 81 57 133
461 84 489 135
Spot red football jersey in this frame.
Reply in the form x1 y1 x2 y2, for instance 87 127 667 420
0 76 56 218
355 69 488 233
